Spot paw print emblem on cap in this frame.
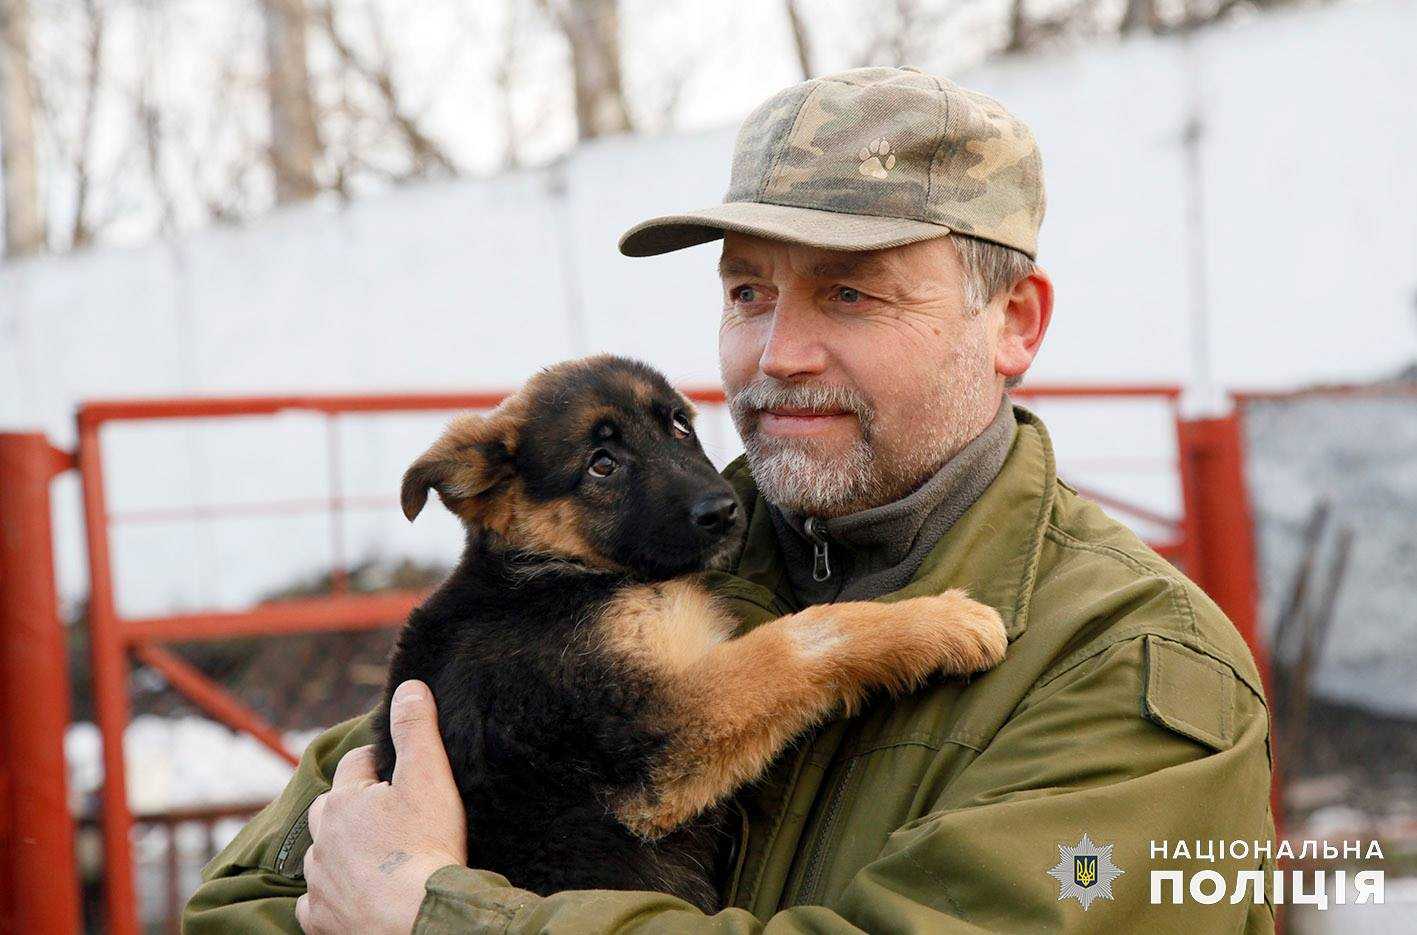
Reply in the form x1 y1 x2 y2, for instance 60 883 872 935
857 138 896 180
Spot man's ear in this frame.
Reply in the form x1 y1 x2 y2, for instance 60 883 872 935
400 410 518 524
994 267 1054 384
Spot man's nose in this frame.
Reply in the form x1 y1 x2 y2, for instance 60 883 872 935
759 295 828 381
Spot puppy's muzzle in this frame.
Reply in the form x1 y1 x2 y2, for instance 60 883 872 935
691 495 739 536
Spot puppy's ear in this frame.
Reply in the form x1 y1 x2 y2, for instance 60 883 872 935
401 409 519 524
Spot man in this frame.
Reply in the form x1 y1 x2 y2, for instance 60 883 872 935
187 67 1275 933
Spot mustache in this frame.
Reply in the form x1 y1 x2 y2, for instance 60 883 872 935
728 380 875 431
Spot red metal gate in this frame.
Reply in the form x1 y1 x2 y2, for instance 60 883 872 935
2 384 1269 934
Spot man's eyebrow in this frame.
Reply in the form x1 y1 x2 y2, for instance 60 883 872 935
718 256 761 277
719 255 885 278
807 257 880 279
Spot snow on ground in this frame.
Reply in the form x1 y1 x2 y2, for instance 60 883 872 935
65 717 317 816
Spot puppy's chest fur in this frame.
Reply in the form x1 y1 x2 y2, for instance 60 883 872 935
371 537 733 910
601 576 736 672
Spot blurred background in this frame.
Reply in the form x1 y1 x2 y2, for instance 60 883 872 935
0 0 1414 932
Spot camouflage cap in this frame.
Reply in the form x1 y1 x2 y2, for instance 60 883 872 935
619 66 1045 260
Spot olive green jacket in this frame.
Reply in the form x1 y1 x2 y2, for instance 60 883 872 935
185 408 1276 933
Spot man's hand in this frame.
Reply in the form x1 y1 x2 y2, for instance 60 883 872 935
295 680 467 934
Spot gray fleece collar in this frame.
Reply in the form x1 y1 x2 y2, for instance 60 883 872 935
767 396 1018 604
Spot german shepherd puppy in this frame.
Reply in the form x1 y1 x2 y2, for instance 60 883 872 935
373 355 1007 911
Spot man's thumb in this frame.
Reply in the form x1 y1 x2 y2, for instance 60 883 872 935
389 680 455 790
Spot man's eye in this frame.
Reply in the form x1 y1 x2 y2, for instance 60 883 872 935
835 287 863 304
731 285 760 303
588 452 618 477
671 411 693 438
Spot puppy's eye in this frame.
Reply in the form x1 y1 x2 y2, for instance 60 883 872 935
588 452 618 478
671 411 693 438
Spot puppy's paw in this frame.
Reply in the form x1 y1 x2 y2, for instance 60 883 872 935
889 590 1008 678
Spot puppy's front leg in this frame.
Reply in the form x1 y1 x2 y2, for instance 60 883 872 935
614 591 1006 839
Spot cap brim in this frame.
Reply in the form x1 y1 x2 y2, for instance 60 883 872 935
618 201 953 257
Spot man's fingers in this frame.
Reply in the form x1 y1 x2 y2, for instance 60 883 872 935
332 744 378 788
389 680 457 792
295 893 311 932
306 792 327 838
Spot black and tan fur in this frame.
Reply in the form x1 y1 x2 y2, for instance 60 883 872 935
373 355 1007 911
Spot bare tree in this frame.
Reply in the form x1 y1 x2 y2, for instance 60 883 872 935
313 1 458 179
67 0 103 247
182 44 270 226
852 0 968 68
537 0 632 141
492 1 525 169
784 0 815 79
263 0 322 202
1004 0 1029 52
0 0 44 256
1120 0 1159 34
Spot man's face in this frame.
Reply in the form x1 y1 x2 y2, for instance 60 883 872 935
717 232 1004 518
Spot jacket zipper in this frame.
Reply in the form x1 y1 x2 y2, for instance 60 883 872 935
804 516 832 582
724 799 751 906
796 756 858 904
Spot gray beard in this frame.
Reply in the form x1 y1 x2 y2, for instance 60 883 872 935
742 433 886 518
729 346 994 517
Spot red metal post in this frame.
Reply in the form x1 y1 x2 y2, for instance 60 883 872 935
1175 415 1265 673
1176 413 1284 862
0 434 83 934
77 420 140 935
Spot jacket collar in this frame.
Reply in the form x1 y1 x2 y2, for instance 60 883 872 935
717 404 1057 641
766 397 1017 604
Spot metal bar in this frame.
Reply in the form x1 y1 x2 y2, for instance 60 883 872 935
1052 456 1178 472
326 416 348 595
77 392 511 424
1170 409 1203 577
1149 541 1187 561
1012 384 1182 400
110 494 398 525
121 591 422 644
1283 527 1354 781
1271 502 1332 673
1062 482 1182 532
133 644 298 766
1308 527 1353 670
0 434 84 934
77 419 141 935
77 801 272 826
75 387 730 426
166 823 181 935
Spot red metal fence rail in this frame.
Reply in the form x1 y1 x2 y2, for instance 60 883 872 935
0 383 1270 934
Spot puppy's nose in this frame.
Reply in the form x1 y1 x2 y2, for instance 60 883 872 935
691 494 739 534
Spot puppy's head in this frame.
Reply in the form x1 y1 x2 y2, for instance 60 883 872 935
401 355 744 579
